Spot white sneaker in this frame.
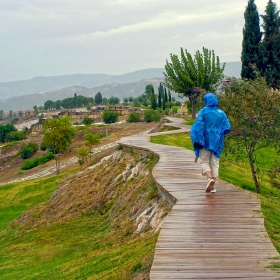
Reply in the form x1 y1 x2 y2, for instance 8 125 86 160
210 186 216 193
205 178 215 193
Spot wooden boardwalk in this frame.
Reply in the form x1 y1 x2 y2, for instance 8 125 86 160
118 117 280 279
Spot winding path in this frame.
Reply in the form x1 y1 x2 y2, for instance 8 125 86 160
118 117 280 279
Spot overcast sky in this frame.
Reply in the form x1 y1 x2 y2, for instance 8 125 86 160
0 0 269 82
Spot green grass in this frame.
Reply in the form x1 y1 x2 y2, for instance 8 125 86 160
0 175 66 231
0 153 159 279
0 214 157 279
151 131 280 253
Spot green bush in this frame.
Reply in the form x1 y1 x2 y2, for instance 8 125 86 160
0 124 17 142
102 110 119 123
21 152 55 170
83 116 94 125
40 142 47 151
20 142 38 159
144 110 161 123
6 131 26 141
127 112 141 123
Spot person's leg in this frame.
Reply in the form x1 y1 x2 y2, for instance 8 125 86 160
210 153 220 182
200 149 215 192
200 149 212 178
208 153 219 193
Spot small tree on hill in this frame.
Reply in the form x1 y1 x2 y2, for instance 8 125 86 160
84 133 101 153
42 116 75 174
220 76 280 193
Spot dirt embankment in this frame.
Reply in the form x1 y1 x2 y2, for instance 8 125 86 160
0 122 157 184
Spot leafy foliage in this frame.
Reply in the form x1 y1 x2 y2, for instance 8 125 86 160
260 0 280 89
95 92 103 105
84 132 104 151
144 110 160 123
127 112 141 123
0 124 17 142
83 116 94 125
164 47 224 118
21 152 55 170
102 110 119 123
241 0 262 79
108 96 120 105
19 142 38 159
6 131 26 142
42 116 75 174
220 76 280 192
76 148 90 167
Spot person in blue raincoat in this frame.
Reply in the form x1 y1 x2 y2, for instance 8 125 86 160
190 92 231 193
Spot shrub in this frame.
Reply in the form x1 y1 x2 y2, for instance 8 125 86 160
40 142 47 151
144 110 161 123
102 110 119 123
21 152 55 170
0 124 16 142
83 116 94 125
127 112 141 123
20 142 38 159
6 131 26 141
11 117 19 124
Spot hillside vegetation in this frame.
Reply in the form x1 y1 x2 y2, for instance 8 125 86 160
0 148 171 279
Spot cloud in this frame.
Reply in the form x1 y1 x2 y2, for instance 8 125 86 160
0 0 269 82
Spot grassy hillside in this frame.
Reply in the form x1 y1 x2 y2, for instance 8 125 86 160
0 148 171 279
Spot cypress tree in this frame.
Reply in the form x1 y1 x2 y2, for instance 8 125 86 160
261 0 280 89
158 85 162 108
73 92 77 108
241 0 262 79
168 89 171 103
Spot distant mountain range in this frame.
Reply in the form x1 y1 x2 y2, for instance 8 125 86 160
0 62 241 111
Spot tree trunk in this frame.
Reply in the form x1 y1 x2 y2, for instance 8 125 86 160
248 152 261 193
191 99 196 119
56 154 60 175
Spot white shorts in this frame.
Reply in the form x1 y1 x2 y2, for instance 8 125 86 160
199 148 219 178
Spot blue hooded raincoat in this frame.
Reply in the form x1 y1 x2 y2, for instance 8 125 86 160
190 93 231 158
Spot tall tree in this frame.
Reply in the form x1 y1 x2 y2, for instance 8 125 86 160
95 92 103 105
164 47 224 118
241 0 262 79
145 84 154 99
54 100 61 110
168 89 171 103
158 84 162 108
44 100 55 110
150 89 157 110
260 0 280 89
33 105 39 116
73 92 77 108
42 116 75 174
220 76 280 193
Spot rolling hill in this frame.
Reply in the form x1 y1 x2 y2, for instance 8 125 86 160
0 62 241 111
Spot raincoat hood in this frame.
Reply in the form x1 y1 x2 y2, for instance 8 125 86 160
204 93 218 107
